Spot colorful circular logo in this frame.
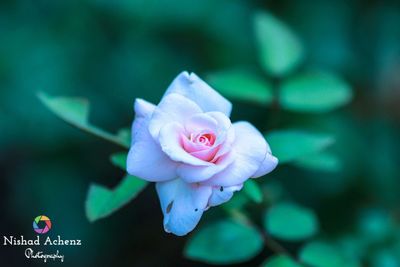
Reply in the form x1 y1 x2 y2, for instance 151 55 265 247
33 215 52 234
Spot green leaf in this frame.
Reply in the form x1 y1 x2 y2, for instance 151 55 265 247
38 92 130 148
299 242 345 267
265 202 319 241
207 69 274 105
38 92 90 124
294 152 342 172
223 191 250 210
85 175 147 222
184 219 263 264
279 72 352 113
335 237 364 266
110 152 128 170
262 255 303 267
254 12 304 77
266 130 334 164
243 180 263 203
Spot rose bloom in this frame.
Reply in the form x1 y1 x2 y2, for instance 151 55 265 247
127 71 278 236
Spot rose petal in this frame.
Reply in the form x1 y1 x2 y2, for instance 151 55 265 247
251 152 278 178
177 152 235 183
206 112 231 134
181 135 205 153
213 126 235 159
159 122 212 166
184 113 218 134
199 111 234 159
201 122 268 187
127 100 178 182
208 184 243 207
148 93 202 140
181 135 211 154
164 71 232 116
204 111 231 145
134 98 156 118
189 146 219 161
156 179 212 236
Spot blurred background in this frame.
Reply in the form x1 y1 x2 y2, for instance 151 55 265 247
0 0 399 266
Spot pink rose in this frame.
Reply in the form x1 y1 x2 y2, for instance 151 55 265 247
127 71 278 236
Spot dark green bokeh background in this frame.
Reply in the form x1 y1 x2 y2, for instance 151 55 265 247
1 0 399 266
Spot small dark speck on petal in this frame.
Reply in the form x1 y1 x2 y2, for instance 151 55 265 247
166 201 174 214
195 208 198 212
220 186 224 192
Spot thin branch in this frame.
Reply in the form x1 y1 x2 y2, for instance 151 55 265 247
70 123 130 149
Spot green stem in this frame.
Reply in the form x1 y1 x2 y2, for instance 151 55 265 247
70 123 130 149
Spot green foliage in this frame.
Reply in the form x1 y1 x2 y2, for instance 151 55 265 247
243 179 263 203
223 191 250 210
184 219 263 264
262 255 302 267
370 250 399 267
279 72 352 113
294 152 342 172
263 181 285 204
110 152 128 170
265 202 318 241
266 130 334 164
299 242 344 267
357 209 394 244
85 175 147 222
38 92 140 223
4 0 399 266
207 69 274 106
115 128 131 148
254 12 304 77
38 92 90 125
38 92 130 148
86 151 148 222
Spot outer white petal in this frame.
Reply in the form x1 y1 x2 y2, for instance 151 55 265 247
126 99 178 182
156 179 212 236
134 98 156 118
201 122 267 187
148 93 202 140
164 71 232 116
251 152 278 178
159 122 212 166
208 184 243 207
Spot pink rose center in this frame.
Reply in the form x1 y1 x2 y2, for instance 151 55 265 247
181 131 219 162
190 132 216 147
